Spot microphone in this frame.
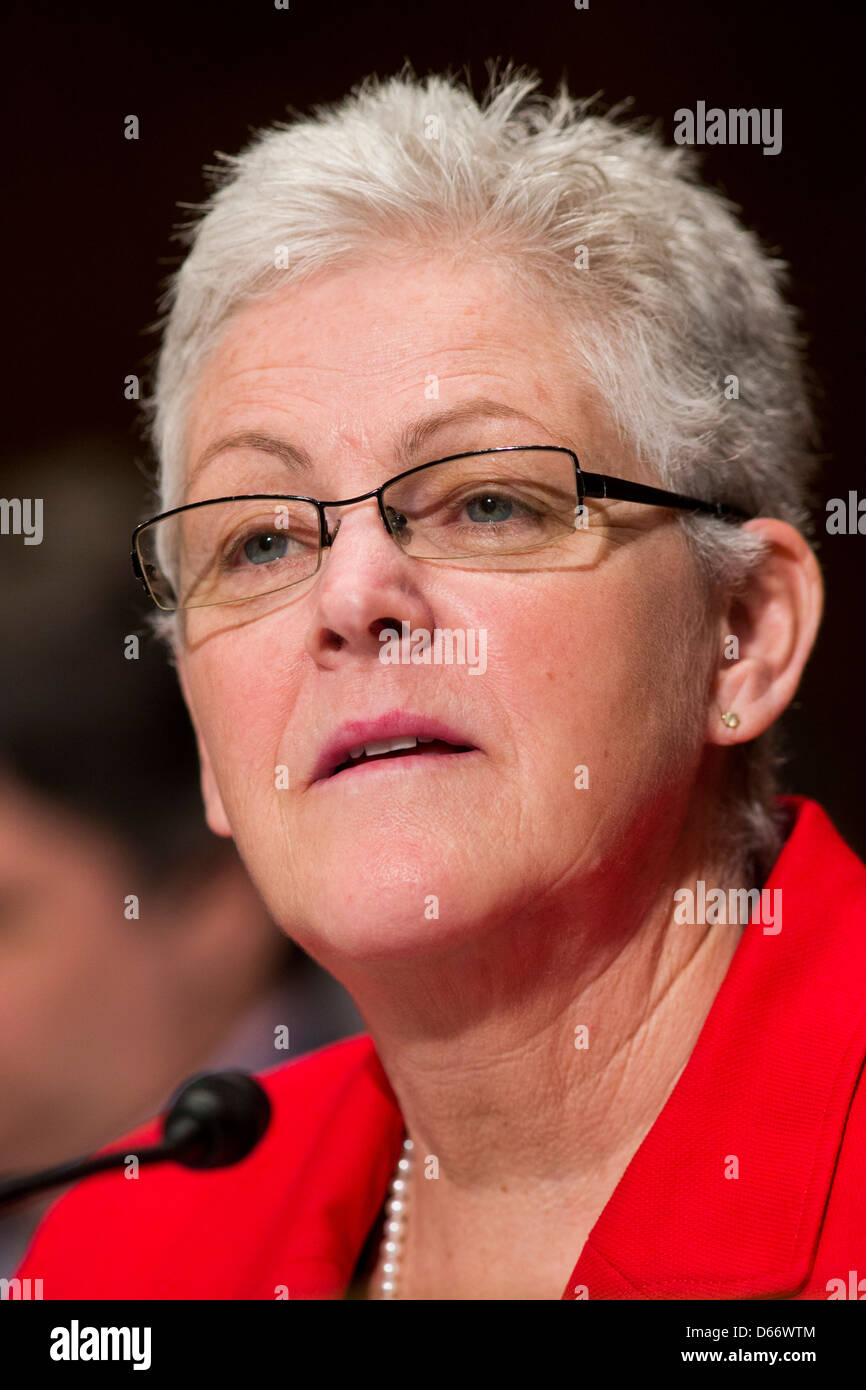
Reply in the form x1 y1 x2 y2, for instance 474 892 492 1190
0 1071 272 1211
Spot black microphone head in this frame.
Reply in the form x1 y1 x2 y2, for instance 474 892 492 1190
161 1071 272 1169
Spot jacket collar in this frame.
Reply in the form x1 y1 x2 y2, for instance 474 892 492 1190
566 796 866 1298
267 1036 405 1298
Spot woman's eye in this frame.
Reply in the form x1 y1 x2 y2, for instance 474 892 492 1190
463 493 533 524
240 532 290 565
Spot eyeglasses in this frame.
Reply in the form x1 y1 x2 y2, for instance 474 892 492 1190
131 445 752 612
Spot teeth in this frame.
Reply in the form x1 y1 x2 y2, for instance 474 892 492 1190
348 735 420 761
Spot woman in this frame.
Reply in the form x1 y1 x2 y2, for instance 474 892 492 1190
14 64 866 1300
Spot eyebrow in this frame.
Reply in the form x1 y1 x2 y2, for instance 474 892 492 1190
187 397 555 488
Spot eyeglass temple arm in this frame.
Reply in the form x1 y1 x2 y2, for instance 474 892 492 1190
578 471 751 521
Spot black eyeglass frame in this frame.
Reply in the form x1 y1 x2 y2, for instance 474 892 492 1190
130 444 753 610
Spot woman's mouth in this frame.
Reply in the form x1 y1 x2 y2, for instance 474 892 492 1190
308 712 481 786
327 736 477 780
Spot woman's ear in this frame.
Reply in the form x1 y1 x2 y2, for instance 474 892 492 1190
707 518 824 747
175 655 233 839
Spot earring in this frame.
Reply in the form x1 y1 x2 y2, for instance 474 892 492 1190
721 712 740 729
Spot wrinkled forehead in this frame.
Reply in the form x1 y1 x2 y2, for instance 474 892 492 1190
176 258 621 505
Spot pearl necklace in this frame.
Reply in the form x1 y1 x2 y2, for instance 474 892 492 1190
376 1134 414 1298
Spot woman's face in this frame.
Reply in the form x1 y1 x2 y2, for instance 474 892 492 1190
177 253 713 965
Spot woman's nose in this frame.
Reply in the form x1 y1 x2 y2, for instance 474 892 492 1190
303 503 435 663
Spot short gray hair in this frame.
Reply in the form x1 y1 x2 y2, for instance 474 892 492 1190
146 61 822 882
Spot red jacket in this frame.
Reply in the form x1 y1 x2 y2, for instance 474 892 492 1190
13 796 866 1299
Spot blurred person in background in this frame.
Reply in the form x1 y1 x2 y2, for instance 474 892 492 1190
0 440 362 1273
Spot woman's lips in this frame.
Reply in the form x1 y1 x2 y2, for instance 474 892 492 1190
309 711 480 784
314 742 482 786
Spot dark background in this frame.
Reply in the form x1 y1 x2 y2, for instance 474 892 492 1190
3 0 863 853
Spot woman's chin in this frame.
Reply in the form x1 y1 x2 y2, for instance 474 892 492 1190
286 886 499 967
